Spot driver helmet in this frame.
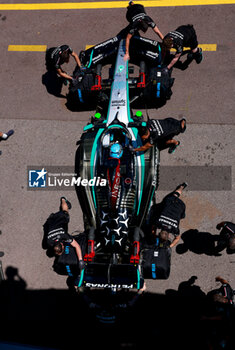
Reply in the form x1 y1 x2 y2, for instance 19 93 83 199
110 143 123 159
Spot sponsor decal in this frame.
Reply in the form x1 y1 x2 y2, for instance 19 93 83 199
124 177 132 185
84 282 134 289
146 50 159 59
92 53 103 64
139 37 158 46
118 65 124 73
94 37 118 49
111 99 126 107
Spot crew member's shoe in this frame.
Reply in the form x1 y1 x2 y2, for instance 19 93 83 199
6 129 14 138
0 129 14 141
194 48 203 64
181 118 187 133
60 196 72 210
168 141 180 154
176 182 188 191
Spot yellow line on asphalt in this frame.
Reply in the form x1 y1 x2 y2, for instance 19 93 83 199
171 44 217 51
8 45 47 51
0 1 234 11
8 44 217 52
8 44 216 52
198 44 217 51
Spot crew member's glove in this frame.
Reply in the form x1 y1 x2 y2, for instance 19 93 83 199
166 246 172 258
71 78 77 86
80 65 87 72
128 144 134 152
79 260 85 270
162 67 169 74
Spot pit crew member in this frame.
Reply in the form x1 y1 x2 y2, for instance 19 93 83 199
215 221 235 254
162 25 202 70
42 197 84 269
45 45 82 82
134 117 186 153
122 1 164 61
154 182 187 248
211 276 235 305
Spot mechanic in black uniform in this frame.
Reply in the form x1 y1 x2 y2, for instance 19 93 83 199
45 44 82 82
134 117 186 154
121 1 164 61
154 182 187 248
42 197 85 270
162 25 202 70
210 276 235 305
202 276 235 349
215 221 235 254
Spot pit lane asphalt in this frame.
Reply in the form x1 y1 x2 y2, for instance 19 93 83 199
0 2 234 123
0 0 234 321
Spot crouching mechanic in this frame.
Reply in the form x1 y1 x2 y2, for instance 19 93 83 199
210 276 235 305
45 45 83 83
134 117 186 154
162 25 202 70
42 197 85 271
215 221 235 254
154 183 188 248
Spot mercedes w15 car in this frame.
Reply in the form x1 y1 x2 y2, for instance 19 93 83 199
73 40 168 290
67 34 174 112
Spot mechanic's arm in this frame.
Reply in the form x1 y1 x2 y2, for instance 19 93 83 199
71 239 83 261
215 276 229 285
167 52 181 70
153 25 164 40
71 51 82 68
56 68 73 81
216 221 226 230
170 234 181 248
134 142 153 152
124 33 133 61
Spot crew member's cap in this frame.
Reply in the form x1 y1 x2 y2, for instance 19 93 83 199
138 19 148 33
162 224 172 233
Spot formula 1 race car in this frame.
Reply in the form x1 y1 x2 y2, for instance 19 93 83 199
73 40 171 291
67 34 174 112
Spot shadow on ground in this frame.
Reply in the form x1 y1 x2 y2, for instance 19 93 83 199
176 229 220 256
1 266 235 349
42 71 67 99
